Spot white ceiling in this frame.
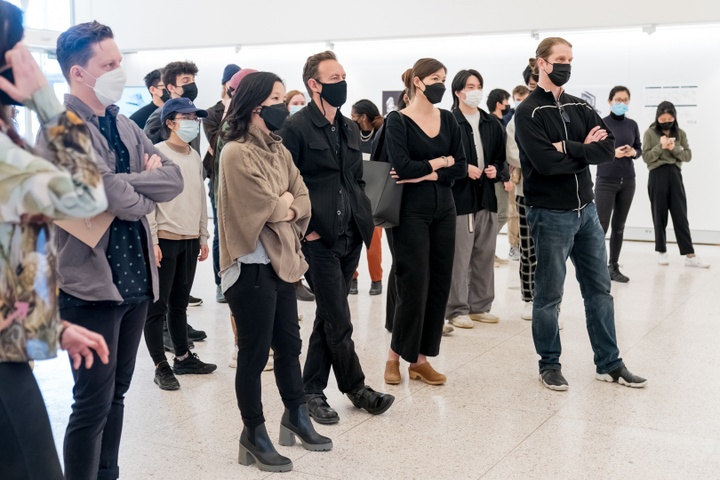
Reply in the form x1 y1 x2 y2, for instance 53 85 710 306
73 0 720 52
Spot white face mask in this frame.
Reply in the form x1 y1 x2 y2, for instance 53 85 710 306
82 67 127 107
289 104 304 116
462 89 483 109
174 119 200 143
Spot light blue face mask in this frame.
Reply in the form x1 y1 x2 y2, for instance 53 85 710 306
611 102 629 116
289 104 304 116
174 119 200 143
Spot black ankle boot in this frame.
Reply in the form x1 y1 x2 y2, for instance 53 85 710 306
238 423 293 472
608 263 629 283
279 404 333 452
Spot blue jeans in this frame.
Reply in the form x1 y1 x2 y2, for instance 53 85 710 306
526 202 624 375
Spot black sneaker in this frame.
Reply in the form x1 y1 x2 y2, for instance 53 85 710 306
173 353 217 375
163 329 194 352
608 263 630 283
349 278 358 295
188 295 203 307
369 281 382 295
187 324 207 341
596 365 647 388
306 394 339 425
346 385 395 415
540 369 569 391
154 361 180 390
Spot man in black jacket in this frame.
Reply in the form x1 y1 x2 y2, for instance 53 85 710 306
280 51 394 424
515 37 646 391
446 69 505 329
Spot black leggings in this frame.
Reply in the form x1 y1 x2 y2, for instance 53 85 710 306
594 177 636 264
0 362 64 480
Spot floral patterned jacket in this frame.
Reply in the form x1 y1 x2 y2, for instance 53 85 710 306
0 86 107 363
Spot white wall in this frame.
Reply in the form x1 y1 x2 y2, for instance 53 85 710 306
119 24 720 241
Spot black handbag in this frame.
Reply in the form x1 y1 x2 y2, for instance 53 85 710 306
362 114 405 228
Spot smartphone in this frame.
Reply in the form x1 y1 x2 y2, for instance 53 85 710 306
668 137 676 142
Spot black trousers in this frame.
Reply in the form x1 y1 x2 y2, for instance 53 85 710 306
595 176 636 264
648 164 694 255
61 301 149 480
384 227 397 332
144 238 199 364
301 231 366 395
0 362 64 480
391 183 456 363
224 264 305 428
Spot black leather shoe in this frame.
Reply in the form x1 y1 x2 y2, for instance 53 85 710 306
238 423 292 472
369 281 382 295
349 278 358 295
306 394 339 425
163 328 194 352
608 263 629 283
279 404 333 451
346 385 395 415
295 281 315 302
187 324 207 341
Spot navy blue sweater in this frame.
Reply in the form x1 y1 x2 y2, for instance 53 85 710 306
596 112 642 178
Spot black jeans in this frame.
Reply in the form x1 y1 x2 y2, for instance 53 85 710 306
144 238 199 364
301 231 366 395
594 176 636 264
391 183 456 363
224 264 305 428
61 301 149 480
0 362 64 480
648 164 694 255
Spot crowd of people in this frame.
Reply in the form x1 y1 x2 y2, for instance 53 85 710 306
0 2 712 477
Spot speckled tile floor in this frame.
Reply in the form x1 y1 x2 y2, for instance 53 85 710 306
34 229 720 479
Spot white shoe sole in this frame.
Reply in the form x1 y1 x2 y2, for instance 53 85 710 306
539 375 569 391
595 373 647 388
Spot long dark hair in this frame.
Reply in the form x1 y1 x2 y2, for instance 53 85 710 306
352 99 383 130
1 1 25 146
451 69 484 110
652 100 679 137
223 72 284 142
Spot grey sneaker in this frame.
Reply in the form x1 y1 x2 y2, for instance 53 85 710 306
216 285 227 303
540 369 569 391
596 365 647 388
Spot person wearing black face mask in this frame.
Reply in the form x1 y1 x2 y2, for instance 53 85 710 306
487 88 514 259
382 58 467 386
279 50 395 425
219 72 331 473
144 61 202 155
515 36 647 392
130 68 169 129
642 101 708 268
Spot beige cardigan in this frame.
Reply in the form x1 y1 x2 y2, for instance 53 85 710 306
217 124 311 283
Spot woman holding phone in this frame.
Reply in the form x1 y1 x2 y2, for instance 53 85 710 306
642 101 708 268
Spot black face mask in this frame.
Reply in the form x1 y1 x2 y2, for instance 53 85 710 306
422 82 446 104
0 68 22 106
317 80 347 108
260 103 290 131
179 82 198 101
658 121 675 131
159 88 171 103
545 62 572 87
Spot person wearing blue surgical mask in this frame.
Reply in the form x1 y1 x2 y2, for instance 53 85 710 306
285 89 306 116
594 86 642 283
143 97 215 392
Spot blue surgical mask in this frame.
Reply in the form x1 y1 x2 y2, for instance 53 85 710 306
611 102 629 116
289 104 304 116
174 119 200 143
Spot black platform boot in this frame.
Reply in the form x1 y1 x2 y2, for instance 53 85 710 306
608 263 629 283
279 404 333 451
238 423 293 472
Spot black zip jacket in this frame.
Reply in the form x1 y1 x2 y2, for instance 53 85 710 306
279 100 374 248
514 87 615 210
451 108 506 215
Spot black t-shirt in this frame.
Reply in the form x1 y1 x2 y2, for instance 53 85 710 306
129 102 158 130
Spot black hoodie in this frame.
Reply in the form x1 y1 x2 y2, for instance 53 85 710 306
514 87 615 210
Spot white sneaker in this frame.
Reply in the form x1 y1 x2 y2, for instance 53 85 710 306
449 314 474 329
657 252 669 265
685 255 710 268
521 302 533 321
442 323 454 335
229 345 238 368
469 312 500 324
508 247 521 261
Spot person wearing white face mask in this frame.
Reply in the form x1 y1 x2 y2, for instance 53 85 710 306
35 21 184 480
445 69 506 330
144 97 216 391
